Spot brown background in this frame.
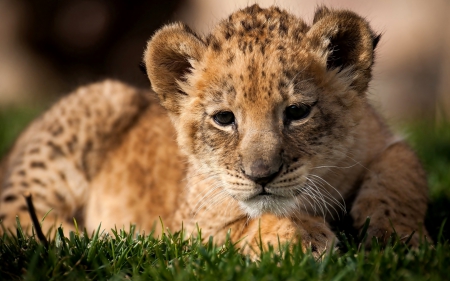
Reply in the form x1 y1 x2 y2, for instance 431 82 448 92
1 0 448 123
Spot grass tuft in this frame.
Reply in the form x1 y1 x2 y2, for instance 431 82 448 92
0 220 449 280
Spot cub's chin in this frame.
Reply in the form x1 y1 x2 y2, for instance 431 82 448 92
238 195 299 218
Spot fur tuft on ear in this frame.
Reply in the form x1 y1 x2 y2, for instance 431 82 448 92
312 6 332 23
307 7 381 93
144 23 206 114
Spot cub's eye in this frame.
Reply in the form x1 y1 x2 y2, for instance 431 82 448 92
285 104 311 121
213 111 235 126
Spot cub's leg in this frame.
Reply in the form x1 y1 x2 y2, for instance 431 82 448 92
351 141 429 246
0 80 149 235
237 213 336 259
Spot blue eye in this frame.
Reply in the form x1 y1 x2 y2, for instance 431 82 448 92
213 111 235 126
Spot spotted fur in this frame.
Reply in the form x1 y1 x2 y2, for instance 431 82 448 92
0 5 428 257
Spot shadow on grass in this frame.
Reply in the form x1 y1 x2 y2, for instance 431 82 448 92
329 202 448 249
426 198 449 242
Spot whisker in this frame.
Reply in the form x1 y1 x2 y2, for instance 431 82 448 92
312 162 360 170
307 174 346 213
305 179 340 220
198 191 232 217
301 186 324 216
305 177 345 212
191 184 222 211
193 188 228 218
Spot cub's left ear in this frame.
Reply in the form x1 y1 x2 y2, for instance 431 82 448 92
144 23 206 115
307 7 381 93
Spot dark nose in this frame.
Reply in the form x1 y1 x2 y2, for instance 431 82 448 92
243 159 283 186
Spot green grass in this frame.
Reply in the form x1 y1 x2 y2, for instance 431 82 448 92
397 122 450 241
0 106 44 157
0 221 448 281
0 108 449 280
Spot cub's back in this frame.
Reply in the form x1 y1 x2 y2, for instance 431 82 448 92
0 80 178 233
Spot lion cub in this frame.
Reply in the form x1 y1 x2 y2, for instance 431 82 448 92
0 5 429 256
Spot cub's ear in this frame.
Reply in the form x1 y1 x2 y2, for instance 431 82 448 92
307 7 381 93
144 23 206 114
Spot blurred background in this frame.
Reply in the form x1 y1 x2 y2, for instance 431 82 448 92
0 0 449 122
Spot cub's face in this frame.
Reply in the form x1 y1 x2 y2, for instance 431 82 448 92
145 5 379 217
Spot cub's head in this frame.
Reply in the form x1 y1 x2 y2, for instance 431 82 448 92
144 5 380 217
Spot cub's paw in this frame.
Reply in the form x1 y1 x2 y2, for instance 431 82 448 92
242 214 337 260
295 216 338 259
365 226 430 248
358 216 430 249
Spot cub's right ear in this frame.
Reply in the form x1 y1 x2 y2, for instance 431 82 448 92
306 7 380 94
144 23 206 114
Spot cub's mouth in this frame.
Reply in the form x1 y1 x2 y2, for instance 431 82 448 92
252 187 304 197
239 191 301 218
237 184 305 218
257 189 272 196
246 185 304 200
222 163 309 217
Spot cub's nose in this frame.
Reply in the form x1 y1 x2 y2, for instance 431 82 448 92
243 159 283 186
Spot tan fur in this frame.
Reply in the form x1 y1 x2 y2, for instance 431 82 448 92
0 5 428 257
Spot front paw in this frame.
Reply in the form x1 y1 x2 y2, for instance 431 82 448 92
358 217 429 248
242 214 337 259
295 216 337 258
